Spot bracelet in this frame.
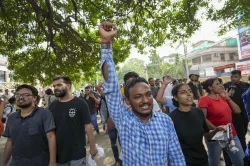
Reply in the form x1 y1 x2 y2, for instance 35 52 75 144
226 98 231 102
101 44 112 49
100 41 112 44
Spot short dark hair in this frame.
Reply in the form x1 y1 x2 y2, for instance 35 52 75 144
171 83 186 107
52 76 72 85
123 72 139 84
85 86 91 89
124 77 149 98
148 78 154 82
201 77 218 93
16 84 38 96
156 78 160 81
231 70 241 76
45 88 53 95
218 78 223 84
8 97 16 104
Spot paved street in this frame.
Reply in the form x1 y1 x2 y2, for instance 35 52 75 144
0 115 249 166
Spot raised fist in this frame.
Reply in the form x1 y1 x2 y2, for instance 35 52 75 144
99 21 117 43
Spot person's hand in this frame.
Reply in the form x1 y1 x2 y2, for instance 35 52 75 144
163 76 172 85
214 126 226 133
219 88 231 101
90 146 98 159
89 92 94 98
228 88 233 97
97 81 104 88
99 21 117 43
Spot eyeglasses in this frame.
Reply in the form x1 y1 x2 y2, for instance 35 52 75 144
15 93 33 98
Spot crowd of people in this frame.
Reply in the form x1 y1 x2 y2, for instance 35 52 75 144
0 21 250 166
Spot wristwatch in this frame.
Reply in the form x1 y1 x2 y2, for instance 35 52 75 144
101 44 112 49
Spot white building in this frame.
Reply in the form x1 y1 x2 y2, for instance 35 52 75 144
162 56 176 64
162 54 184 64
187 39 239 77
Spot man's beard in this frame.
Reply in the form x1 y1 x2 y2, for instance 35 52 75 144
54 88 67 97
17 102 33 109
130 103 152 118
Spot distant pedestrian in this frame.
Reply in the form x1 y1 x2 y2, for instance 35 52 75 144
83 86 101 134
2 97 16 124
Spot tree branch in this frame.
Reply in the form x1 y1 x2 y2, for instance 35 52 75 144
70 0 78 21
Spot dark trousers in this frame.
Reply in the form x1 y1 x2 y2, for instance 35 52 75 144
108 128 120 163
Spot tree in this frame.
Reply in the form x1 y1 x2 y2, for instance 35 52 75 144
117 58 146 84
147 50 162 79
0 0 249 85
160 53 186 79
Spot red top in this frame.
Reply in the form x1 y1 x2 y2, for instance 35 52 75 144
0 117 4 136
198 95 236 136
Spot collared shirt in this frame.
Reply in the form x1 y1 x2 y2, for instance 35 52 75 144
3 107 56 166
101 48 185 166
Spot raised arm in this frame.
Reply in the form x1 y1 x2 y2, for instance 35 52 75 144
156 76 172 105
99 22 125 128
220 89 241 114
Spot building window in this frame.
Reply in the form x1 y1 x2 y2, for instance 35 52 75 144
220 53 225 60
203 54 212 62
0 71 5 82
229 53 235 60
192 57 201 65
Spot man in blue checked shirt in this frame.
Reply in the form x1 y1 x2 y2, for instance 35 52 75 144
99 21 185 166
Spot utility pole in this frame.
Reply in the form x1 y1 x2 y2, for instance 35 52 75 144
183 42 189 79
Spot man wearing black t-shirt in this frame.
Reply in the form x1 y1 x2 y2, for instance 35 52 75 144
188 74 203 106
224 70 250 162
49 76 97 166
83 86 100 134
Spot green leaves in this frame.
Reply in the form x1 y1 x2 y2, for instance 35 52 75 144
117 58 146 83
160 53 186 79
0 0 248 85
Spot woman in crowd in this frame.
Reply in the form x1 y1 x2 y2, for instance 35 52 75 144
157 76 223 166
198 77 245 166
